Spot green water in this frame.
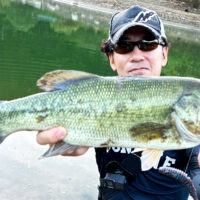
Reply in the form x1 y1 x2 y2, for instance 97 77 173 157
0 0 200 100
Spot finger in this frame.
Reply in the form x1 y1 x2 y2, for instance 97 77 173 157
36 127 67 145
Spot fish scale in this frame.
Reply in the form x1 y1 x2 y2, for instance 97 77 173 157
0 71 200 152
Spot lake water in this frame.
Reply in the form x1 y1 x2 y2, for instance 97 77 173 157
0 0 199 199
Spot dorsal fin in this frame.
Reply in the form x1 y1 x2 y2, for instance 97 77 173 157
37 70 97 91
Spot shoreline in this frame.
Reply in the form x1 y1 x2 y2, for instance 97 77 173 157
53 0 200 31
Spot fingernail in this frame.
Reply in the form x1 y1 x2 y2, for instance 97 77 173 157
56 129 66 139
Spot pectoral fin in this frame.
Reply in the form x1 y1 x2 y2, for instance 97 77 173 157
132 148 147 153
40 141 82 158
132 148 163 171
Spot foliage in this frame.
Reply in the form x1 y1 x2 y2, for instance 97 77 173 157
0 0 10 9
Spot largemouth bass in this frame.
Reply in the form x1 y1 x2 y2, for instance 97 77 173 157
0 70 200 171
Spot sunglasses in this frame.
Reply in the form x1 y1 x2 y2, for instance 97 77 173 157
113 39 166 54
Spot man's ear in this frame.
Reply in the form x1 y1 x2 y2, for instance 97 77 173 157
108 53 117 71
161 47 168 68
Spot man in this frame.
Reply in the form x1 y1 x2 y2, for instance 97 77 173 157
36 5 200 200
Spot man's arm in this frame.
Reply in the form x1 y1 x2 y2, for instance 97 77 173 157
36 127 89 156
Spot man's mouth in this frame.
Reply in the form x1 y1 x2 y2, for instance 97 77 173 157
128 67 149 73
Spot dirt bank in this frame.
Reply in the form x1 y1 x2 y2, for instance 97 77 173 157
69 0 200 30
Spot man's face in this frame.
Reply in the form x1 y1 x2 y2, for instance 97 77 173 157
108 27 168 77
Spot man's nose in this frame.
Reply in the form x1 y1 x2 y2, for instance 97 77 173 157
128 46 144 62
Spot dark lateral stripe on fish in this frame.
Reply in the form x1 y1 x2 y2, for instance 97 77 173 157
158 167 198 200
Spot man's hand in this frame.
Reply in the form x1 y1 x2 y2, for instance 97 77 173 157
36 127 89 156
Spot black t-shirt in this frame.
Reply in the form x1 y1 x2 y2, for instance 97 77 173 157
95 146 199 200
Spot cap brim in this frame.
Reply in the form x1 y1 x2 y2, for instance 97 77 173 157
111 22 160 45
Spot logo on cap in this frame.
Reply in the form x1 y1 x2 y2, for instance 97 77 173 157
133 11 157 23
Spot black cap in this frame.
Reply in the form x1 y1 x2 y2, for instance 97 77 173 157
109 5 167 44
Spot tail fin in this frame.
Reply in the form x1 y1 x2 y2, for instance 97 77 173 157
0 101 8 144
0 133 7 144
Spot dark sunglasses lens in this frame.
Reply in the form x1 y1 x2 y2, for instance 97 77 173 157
139 41 159 51
113 40 159 54
114 42 133 54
